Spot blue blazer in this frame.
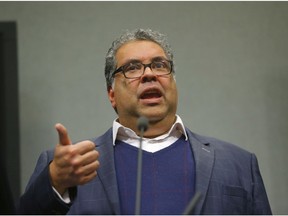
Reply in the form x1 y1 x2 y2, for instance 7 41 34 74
16 128 272 214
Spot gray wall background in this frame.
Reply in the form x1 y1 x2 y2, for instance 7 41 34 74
0 1 287 214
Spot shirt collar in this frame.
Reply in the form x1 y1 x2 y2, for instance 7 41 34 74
112 115 188 145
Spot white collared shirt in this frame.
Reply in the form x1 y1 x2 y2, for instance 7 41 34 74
113 115 188 153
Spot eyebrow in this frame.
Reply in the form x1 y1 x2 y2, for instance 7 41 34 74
119 56 169 66
151 56 169 62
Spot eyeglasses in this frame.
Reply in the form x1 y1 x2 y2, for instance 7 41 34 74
112 59 173 79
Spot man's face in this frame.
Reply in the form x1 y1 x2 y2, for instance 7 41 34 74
108 40 178 128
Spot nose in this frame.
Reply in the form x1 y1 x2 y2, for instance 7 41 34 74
140 66 157 83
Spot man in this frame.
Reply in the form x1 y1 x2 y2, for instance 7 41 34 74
16 29 272 214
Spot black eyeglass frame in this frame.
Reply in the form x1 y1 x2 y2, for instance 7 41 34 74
112 59 174 79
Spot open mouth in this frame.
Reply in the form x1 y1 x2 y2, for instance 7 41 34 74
140 89 162 99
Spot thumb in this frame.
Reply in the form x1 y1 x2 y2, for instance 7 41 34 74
55 123 72 146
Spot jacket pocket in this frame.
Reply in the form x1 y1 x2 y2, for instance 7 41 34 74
222 185 248 214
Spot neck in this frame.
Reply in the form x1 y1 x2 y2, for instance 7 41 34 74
118 115 177 138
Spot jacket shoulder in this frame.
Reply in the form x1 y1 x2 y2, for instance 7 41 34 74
186 128 252 158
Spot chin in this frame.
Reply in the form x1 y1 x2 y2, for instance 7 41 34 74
138 105 176 120
139 111 168 122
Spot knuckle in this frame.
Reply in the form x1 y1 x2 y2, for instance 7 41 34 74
95 160 100 168
91 151 99 160
73 167 83 176
83 141 94 149
89 142 95 149
67 147 77 156
71 158 81 167
95 150 100 157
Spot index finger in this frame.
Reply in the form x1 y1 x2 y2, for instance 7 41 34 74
73 140 96 155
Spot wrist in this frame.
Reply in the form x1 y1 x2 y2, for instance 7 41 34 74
49 161 67 195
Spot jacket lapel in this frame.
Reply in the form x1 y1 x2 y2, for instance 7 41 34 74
186 129 215 214
93 128 121 214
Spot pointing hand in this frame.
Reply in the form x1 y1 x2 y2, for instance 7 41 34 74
49 123 100 195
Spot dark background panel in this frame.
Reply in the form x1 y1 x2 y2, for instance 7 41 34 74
0 21 19 213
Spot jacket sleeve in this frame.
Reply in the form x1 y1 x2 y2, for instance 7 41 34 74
251 153 272 214
15 150 73 214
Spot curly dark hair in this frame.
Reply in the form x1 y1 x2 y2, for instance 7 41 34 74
104 29 175 90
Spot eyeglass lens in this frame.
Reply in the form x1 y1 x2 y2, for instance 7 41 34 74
124 60 171 78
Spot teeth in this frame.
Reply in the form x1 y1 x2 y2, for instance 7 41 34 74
141 91 161 99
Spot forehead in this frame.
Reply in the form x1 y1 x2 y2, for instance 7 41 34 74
115 40 167 65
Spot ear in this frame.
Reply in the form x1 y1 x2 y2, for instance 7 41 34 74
108 87 116 109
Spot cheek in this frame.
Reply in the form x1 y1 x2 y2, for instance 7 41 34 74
164 80 178 104
163 78 177 93
168 88 178 103
114 81 138 104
